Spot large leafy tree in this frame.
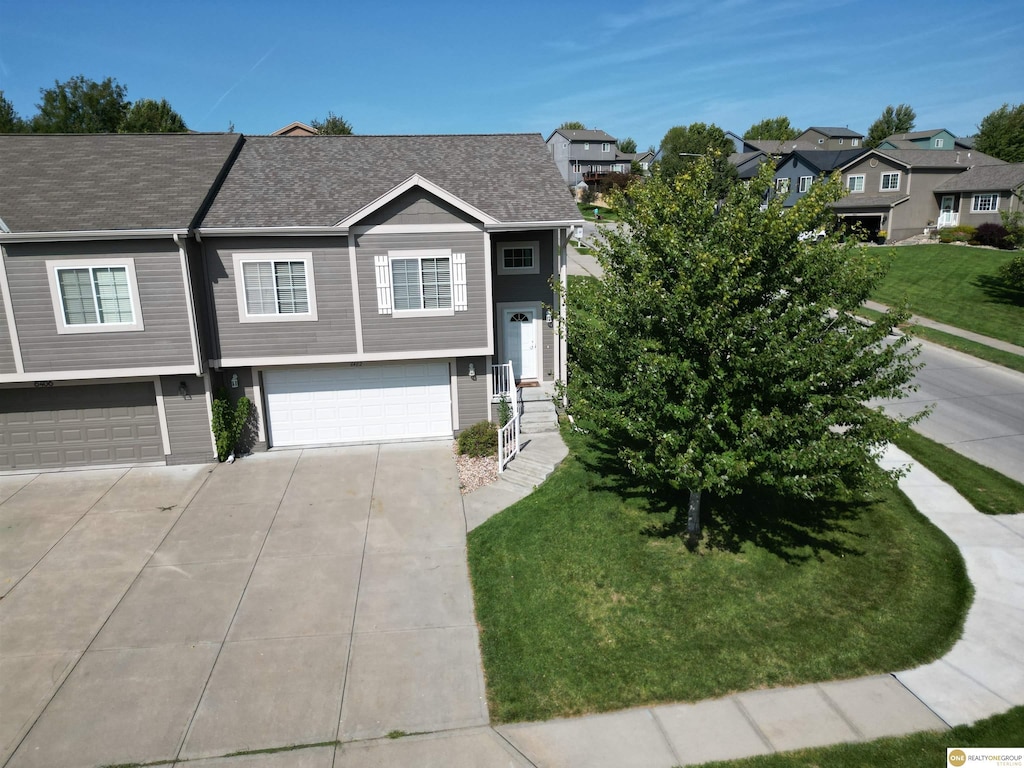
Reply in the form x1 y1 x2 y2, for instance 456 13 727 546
975 103 1024 163
617 136 638 153
566 157 920 538
559 120 586 130
310 111 353 135
120 98 188 133
657 122 738 199
743 116 800 140
1 91 26 132
32 75 129 133
865 104 916 149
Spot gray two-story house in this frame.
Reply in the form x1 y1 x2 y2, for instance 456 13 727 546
0 132 581 471
545 128 622 187
769 149 868 207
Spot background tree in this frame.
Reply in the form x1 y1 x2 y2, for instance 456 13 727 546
566 158 920 539
657 122 738 199
119 98 187 133
743 116 800 140
559 120 586 130
310 111 353 135
975 103 1024 163
617 136 638 153
0 91 26 132
31 75 129 133
865 103 916 149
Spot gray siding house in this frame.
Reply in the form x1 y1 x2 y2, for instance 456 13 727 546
0 134 241 471
932 163 1024 230
545 128 621 186
1 132 581 471
833 148 1005 241
193 133 580 453
769 149 868 207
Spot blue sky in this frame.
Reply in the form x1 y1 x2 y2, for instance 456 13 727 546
1 0 1022 151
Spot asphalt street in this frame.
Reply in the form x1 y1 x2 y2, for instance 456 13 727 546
877 340 1024 484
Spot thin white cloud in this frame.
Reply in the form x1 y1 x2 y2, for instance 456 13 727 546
204 45 277 120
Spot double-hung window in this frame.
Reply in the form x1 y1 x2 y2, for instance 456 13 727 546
798 176 813 194
971 193 999 212
233 252 317 322
46 258 144 334
847 174 865 193
375 248 467 317
775 177 791 196
880 172 901 191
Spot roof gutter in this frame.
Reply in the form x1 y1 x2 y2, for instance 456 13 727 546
0 228 188 243
194 226 349 238
484 219 585 232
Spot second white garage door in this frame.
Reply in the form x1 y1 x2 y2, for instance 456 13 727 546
263 362 453 447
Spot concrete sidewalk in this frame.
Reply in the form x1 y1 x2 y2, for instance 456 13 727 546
863 299 1024 357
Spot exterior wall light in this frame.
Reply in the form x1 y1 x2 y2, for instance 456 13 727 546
468 362 476 380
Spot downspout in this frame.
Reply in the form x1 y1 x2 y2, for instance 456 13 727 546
173 232 204 376
558 228 569 407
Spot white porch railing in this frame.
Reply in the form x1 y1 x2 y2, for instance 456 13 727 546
498 411 520 474
493 360 520 473
491 360 515 403
937 211 959 228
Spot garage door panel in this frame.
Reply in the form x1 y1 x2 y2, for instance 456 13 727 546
1 382 163 471
265 363 453 447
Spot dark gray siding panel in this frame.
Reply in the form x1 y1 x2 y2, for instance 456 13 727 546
0 381 163 470
359 189 479 227
357 231 489 353
161 374 215 465
492 230 558 381
206 236 358 360
5 240 194 373
455 356 488 430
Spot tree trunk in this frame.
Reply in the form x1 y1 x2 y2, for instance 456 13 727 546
687 490 702 545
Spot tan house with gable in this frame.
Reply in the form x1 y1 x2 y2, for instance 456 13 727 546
832 148 1005 242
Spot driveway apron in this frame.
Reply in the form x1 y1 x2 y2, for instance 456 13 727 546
1 442 487 768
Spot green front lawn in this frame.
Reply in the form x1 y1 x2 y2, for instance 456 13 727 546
577 202 621 222
467 428 971 723
869 244 1024 346
895 430 1024 516
697 706 1024 767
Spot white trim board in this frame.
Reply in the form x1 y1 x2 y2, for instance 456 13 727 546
211 347 492 369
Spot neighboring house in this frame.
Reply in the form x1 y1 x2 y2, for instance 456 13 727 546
1 132 582 471
724 131 745 154
769 149 868 206
833 148 1005 241
545 128 620 186
271 121 318 136
878 128 957 151
742 138 820 155
0 133 242 470
797 126 864 150
932 163 1024 229
730 150 770 180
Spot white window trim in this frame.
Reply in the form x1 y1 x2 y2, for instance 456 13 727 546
935 138 944 148
775 178 791 194
847 174 865 193
46 257 144 335
602 143 611 152
880 171 901 192
232 252 318 323
798 176 813 193
384 248 462 318
583 142 590 150
497 241 540 276
971 193 1000 213
851 139 860 147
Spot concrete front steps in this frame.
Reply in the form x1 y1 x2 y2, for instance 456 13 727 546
518 385 559 434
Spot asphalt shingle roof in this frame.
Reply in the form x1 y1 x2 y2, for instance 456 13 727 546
933 163 1024 192
0 133 241 233
201 134 581 228
872 148 1005 169
547 128 617 143
806 126 864 138
832 193 910 209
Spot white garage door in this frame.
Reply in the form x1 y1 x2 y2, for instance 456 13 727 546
263 362 453 447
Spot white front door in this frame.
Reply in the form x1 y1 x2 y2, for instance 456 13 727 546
503 308 538 381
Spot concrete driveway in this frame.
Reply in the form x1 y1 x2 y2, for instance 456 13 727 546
0 443 492 768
